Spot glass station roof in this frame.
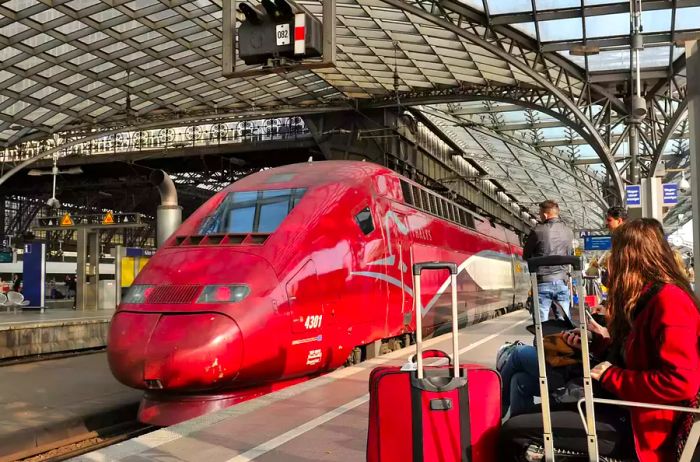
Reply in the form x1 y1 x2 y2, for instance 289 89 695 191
0 0 696 229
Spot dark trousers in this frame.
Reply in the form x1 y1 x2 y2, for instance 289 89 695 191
500 404 636 461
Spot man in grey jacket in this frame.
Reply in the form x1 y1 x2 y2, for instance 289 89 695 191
523 200 574 320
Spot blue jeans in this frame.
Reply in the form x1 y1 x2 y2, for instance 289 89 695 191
537 280 570 321
500 345 540 417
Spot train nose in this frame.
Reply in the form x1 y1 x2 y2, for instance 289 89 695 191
108 312 243 391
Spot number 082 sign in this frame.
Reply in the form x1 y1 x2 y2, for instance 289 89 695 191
276 24 290 45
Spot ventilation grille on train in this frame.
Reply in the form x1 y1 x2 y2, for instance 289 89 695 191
172 234 269 247
146 285 203 304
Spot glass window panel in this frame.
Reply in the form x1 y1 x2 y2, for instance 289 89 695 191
355 207 374 235
258 199 289 233
585 13 628 38
539 17 583 41
488 0 531 14
676 7 700 30
227 207 255 233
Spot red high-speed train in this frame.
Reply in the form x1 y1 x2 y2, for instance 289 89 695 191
108 160 529 425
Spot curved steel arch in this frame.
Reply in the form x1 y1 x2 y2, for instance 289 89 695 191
377 0 624 203
418 105 606 207
649 99 688 177
370 86 609 181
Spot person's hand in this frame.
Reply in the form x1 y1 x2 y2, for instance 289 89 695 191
562 329 581 349
585 312 610 340
591 361 612 380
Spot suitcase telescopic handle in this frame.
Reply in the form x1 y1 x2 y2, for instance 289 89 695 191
527 255 582 272
413 262 458 275
412 262 460 380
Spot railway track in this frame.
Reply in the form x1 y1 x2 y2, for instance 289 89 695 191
12 422 155 462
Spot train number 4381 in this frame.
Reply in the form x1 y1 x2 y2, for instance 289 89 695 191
304 315 323 329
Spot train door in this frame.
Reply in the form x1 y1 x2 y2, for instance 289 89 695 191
382 209 413 335
285 260 326 374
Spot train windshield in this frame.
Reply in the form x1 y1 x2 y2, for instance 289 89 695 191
198 188 306 235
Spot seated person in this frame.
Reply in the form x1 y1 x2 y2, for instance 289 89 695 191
500 218 700 462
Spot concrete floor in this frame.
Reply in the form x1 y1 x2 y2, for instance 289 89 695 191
78 310 532 462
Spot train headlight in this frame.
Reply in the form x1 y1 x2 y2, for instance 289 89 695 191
197 284 250 304
122 285 155 304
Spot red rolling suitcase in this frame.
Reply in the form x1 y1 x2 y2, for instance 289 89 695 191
366 262 501 462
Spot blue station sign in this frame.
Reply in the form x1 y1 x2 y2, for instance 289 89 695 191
662 183 679 205
625 185 641 207
583 235 612 251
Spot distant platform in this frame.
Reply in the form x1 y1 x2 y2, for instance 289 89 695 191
0 309 114 360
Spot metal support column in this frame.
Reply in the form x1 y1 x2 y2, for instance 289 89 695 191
629 123 640 184
687 40 700 295
76 227 87 310
88 231 100 310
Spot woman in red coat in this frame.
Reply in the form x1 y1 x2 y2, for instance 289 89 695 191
502 218 700 461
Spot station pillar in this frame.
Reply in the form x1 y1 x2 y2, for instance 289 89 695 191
76 228 101 310
687 40 700 294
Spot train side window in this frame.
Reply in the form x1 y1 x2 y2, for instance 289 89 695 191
400 180 413 205
458 209 467 226
412 186 422 209
355 207 375 235
420 190 429 212
465 212 475 229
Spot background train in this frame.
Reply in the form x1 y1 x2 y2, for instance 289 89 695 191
107 160 530 425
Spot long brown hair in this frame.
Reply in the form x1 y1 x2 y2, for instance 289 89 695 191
607 218 700 341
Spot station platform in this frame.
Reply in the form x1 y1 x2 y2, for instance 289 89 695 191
0 351 141 461
77 309 531 462
0 309 114 360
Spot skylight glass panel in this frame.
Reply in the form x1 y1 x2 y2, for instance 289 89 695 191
0 47 21 61
675 7 700 30
0 22 30 36
584 0 625 4
638 46 671 68
539 17 583 41
641 9 672 33
31 8 62 23
22 33 53 48
25 107 50 122
512 22 536 38
55 20 85 35
586 49 628 71
488 0 531 14
536 0 580 9
2 101 31 117
6 0 39 10
66 0 100 9
455 0 484 11
46 43 76 57
585 13 628 38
